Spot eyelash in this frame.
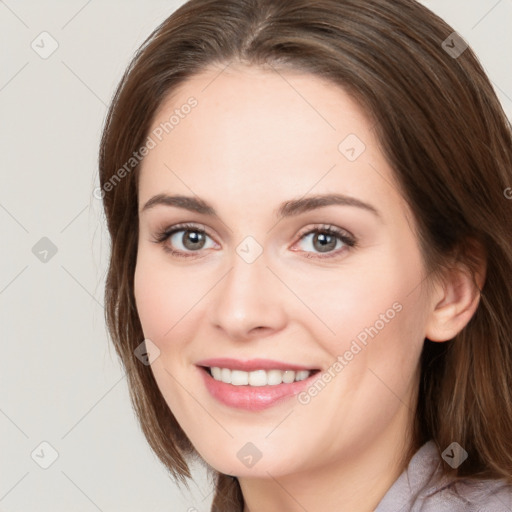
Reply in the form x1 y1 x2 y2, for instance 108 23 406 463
151 222 357 260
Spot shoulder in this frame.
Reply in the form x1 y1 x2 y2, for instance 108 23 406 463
376 440 512 512
445 477 512 512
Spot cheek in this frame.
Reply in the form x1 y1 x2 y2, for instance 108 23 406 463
133 252 202 419
133 260 169 341
283 253 423 356
134 250 202 343
285 241 428 417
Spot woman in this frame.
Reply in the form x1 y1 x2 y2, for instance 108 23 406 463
98 0 512 510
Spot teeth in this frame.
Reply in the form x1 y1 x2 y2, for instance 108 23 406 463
221 367 231 384
267 369 284 385
248 369 267 386
209 367 312 386
295 370 310 381
282 370 295 384
231 370 249 386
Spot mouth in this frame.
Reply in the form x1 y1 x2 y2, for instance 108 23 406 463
196 358 321 410
202 366 318 386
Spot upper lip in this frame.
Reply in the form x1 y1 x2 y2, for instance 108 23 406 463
196 357 318 372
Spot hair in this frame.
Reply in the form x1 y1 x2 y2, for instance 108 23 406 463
98 0 512 510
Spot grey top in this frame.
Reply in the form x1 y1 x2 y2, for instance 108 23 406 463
375 440 512 511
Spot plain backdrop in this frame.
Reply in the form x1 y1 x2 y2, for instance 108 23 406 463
1 1 511 511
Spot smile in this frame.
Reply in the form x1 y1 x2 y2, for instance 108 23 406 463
196 358 321 410
207 367 313 386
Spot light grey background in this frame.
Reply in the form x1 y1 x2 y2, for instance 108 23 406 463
1 1 511 511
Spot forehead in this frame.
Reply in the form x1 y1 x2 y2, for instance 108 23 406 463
138 64 405 219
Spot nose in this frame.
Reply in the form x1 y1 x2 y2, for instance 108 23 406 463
206 252 288 341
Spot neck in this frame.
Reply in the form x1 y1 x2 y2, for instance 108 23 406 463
239 405 418 512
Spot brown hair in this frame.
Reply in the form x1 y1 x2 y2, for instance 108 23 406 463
98 0 512 509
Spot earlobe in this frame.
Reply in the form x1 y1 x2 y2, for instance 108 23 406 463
424 262 485 343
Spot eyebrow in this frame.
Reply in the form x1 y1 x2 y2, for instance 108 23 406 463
141 193 381 220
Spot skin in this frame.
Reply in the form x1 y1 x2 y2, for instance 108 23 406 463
134 64 483 512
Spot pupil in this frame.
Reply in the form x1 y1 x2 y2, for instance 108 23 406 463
184 230 205 250
315 233 336 253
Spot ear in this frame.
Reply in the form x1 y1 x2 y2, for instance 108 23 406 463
425 241 487 343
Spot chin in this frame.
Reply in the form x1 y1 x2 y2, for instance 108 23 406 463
191 437 309 479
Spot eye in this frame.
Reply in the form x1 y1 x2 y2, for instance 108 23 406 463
152 222 357 260
293 224 356 259
152 223 217 258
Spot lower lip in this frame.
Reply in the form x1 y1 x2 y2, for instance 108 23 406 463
198 367 318 411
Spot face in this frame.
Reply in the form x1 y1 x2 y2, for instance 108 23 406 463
134 64 434 478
